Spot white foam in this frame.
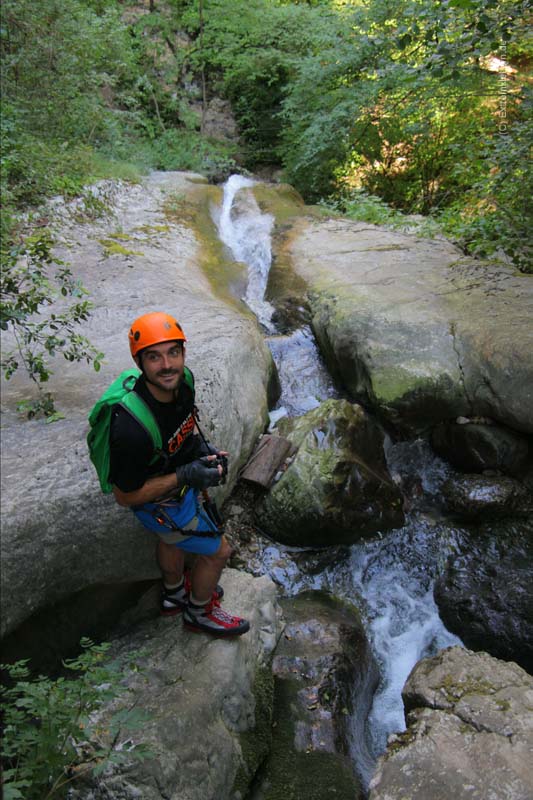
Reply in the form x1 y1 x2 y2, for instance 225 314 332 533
216 175 276 331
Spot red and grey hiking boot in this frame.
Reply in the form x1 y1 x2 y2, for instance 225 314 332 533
183 597 250 637
160 573 224 617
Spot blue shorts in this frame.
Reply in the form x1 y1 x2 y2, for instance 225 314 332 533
132 489 222 556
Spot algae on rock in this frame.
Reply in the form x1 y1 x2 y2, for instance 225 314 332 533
259 399 404 546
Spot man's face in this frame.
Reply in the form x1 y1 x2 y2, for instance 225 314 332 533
138 340 185 398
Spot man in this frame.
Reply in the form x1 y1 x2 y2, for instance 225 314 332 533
109 311 249 637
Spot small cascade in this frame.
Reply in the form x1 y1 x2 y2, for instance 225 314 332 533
266 326 339 420
215 175 463 790
215 175 277 331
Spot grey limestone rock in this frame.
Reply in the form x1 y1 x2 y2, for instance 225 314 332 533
431 420 531 476
259 398 405 546
67 570 284 800
369 646 533 800
0 172 274 636
286 217 533 435
440 473 532 520
253 591 378 800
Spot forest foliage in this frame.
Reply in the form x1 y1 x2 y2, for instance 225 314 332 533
1 0 531 270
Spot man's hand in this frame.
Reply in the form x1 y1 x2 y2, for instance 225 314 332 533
176 457 223 490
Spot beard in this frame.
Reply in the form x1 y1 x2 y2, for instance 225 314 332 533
147 368 181 395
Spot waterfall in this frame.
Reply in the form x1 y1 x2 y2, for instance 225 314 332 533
216 174 277 331
216 175 462 789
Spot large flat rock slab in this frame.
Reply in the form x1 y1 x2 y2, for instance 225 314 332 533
286 218 533 434
68 570 284 800
369 646 533 800
0 173 273 636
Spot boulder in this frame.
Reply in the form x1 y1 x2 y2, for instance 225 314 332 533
284 217 533 435
0 172 274 637
434 519 533 673
369 646 533 800
431 420 531 476
259 399 405 546
441 474 532 520
253 591 378 800
67 570 285 800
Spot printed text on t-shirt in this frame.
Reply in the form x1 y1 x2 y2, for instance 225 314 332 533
168 413 195 454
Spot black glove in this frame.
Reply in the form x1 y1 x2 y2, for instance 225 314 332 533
194 435 220 459
192 436 229 484
176 457 221 490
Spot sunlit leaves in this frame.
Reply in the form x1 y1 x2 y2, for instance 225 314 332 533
0 231 105 417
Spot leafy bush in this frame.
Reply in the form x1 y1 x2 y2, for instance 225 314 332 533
436 88 533 272
1 0 530 271
0 229 104 419
1 639 151 800
320 190 406 227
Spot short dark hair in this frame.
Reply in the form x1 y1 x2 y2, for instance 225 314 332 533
137 339 184 363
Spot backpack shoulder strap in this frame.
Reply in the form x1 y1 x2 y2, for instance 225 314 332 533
183 366 195 396
118 391 163 453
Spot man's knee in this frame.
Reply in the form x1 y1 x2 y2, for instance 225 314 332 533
203 535 232 563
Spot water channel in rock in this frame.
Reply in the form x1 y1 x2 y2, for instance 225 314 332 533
214 175 463 788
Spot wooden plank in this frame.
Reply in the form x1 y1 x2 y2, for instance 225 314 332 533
240 434 294 489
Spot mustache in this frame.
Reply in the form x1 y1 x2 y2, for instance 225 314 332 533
157 369 180 378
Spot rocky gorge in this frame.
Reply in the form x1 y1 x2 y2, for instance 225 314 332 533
1 171 532 799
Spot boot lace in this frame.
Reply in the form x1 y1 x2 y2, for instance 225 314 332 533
205 597 242 624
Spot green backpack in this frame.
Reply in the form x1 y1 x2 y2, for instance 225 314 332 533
87 367 195 494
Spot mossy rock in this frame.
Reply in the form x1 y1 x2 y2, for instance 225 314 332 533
259 399 404 546
251 591 372 800
98 237 144 257
232 666 275 798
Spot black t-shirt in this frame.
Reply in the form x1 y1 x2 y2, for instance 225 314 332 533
109 372 202 493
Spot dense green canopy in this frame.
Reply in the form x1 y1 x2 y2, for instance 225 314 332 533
1 0 531 268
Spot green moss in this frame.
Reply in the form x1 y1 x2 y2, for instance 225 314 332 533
252 674 362 800
460 722 476 735
163 185 255 317
133 224 171 235
231 666 275 798
107 231 134 241
386 727 418 754
438 672 496 704
495 698 511 712
362 244 410 252
98 238 144 257
372 367 431 404
251 183 306 226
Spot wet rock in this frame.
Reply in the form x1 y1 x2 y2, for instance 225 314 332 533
369 646 533 800
441 473 532 520
270 297 311 333
259 399 405 547
431 421 530 476
434 519 533 673
0 172 274 637
67 571 284 800
287 218 533 435
253 591 378 800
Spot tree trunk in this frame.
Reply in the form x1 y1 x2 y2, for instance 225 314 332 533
199 0 207 134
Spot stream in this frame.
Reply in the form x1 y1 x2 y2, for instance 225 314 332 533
215 175 463 788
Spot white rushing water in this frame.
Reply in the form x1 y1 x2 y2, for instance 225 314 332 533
215 174 276 330
349 525 462 764
266 327 339 420
216 175 463 789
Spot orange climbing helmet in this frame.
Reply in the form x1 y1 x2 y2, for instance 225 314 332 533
128 311 187 358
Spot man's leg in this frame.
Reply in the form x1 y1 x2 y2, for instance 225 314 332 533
157 539 186 586
184 536 249 637
190 536 232 603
